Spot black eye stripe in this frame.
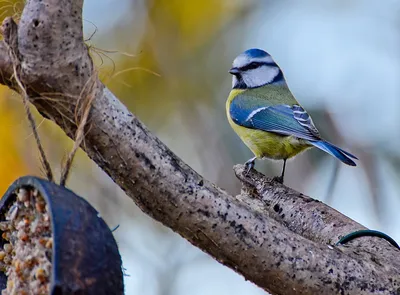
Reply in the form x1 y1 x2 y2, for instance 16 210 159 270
239 62 260 71
239 61 277 71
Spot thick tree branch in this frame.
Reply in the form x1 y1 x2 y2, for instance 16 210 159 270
0 42 14 88
0 1 399 294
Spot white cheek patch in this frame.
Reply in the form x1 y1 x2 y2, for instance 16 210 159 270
242 66 280 88
232 75 238 88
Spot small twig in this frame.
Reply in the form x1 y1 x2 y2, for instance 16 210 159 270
59 74 97 186
325 160 340 203
111 67 161 79
24 118 45 140
1 17 53 182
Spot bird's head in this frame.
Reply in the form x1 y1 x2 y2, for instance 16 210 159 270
229 48 285 89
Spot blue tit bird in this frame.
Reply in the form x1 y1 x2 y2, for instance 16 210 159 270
226 48 357 183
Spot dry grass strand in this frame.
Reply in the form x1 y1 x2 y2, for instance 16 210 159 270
59 73 98 186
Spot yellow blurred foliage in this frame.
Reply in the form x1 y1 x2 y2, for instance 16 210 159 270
104 0 247 123
0 0 23 25
0 89 28 195
155 0 229 51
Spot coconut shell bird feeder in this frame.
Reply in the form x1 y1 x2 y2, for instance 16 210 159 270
0 176 124 295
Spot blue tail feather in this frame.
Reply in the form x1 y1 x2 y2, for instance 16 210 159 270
310 141 357 166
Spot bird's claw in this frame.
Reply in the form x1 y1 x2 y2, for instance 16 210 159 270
244 158 256 175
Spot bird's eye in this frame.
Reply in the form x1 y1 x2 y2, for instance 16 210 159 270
241 62 261 71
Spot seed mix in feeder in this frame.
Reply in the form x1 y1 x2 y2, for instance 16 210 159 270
0 187 52 295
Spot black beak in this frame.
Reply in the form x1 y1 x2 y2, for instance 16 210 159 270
229 67 240 75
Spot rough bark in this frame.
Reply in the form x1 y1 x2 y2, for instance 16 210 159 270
0 1 399 294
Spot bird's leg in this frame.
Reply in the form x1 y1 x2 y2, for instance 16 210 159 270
273 159 287 184
244 157 256 174
281 159 287 181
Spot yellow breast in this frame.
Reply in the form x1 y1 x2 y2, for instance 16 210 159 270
226 89 310 160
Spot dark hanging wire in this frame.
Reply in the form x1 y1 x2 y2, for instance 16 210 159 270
336 229 400 250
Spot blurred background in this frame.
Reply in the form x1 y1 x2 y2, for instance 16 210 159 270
1 0 400 294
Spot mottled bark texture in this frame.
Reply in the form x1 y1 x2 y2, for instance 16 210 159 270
0 1 399 295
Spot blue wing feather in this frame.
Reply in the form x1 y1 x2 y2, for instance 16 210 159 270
229 94 358 166
230 97 319 141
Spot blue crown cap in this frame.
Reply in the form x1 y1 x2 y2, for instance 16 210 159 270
243 48 269 58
